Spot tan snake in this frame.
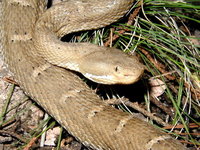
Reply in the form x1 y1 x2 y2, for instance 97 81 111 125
0 0 186 149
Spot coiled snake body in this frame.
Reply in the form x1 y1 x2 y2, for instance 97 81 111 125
0 0 186 149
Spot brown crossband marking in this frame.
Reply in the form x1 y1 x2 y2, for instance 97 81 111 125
60 89 82 101
10 33 32 42
8 0 33 7
114 115 133 133
145 135 171 150
32 63 51 78
87 105 105 120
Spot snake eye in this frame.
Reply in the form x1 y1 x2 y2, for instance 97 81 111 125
115 66 119 72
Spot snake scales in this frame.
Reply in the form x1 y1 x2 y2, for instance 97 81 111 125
0 0 186 149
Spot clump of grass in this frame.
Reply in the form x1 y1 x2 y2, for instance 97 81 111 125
1 0 199 149
74 0 200 148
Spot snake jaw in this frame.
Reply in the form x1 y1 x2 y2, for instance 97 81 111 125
83 73 114 84
83 65 145 85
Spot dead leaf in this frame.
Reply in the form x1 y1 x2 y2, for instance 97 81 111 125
149 78 167 98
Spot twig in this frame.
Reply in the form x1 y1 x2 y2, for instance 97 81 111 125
150 96 174 117
163 123 200 130
106 98 168 126
104 6 141 47
0 129 27 143
3 77 18 85
125 101 168 126
179 140 200 146
0 118 16 129
139 47 176 80
23 137 38 150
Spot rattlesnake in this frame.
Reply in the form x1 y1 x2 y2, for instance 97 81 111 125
0 0 186 149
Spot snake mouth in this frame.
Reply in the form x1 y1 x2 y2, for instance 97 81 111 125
83 68 144 85
83 73 115 84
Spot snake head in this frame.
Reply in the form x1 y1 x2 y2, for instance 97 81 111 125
79 48 145 85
